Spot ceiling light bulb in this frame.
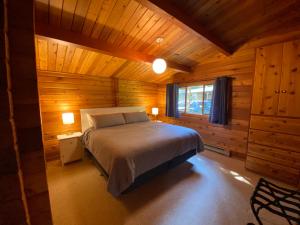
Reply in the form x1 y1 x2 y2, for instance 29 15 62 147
155 37 164 44
152 58 167 74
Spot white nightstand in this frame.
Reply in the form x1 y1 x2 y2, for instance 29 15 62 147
57 132 83 165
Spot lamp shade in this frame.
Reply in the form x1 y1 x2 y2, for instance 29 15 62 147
152 107 159 116
62 112 74 125
152 58 167 74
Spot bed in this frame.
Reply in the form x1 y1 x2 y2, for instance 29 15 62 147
80 107 204 196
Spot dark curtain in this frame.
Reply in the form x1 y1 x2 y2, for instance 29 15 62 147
166 83 179 118
209 77 231 125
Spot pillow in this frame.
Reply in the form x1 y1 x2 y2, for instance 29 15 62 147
123 111 149 124
88 113 125 129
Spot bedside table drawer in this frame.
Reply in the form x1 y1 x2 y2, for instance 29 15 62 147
60 138 80 149
59 137 83 165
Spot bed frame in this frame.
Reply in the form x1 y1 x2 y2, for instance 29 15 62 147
80 106 197 194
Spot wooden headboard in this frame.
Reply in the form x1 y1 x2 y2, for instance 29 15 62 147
80 106 146 132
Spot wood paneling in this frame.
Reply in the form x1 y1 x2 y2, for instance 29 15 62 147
1 0 52 224
33 0 300 84
35 24 192 73
38 71 159 160
35 0 214 70
118 79 159 113
246 156 299 185
158 47 255 156
246 39 300 186
35 36 178 83
251 43 283 115
34 0 300 70
1 1 27 222
171 0 300 50
138 0 232 55
247 143 300 169
248 129 300 153
278 40 300 117
251 41 300 117
38 71 114 160
250 115 300 136
158 35 300 170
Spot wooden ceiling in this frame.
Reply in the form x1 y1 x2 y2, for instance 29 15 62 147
35 36 178 83
170 0 300 50
34 0 300 83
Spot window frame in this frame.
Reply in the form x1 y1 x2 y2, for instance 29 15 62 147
178 80 214 117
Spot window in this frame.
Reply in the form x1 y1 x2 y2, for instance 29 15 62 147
178 83 214 115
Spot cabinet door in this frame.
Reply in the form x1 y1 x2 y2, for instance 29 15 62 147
252 44 283 115
278 40 300 117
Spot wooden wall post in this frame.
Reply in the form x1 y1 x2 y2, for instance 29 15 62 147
0 0 53 224
113 78 120 107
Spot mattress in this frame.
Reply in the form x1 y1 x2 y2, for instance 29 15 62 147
82 121 204 196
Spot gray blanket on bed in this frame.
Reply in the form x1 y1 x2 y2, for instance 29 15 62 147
82 121 204 196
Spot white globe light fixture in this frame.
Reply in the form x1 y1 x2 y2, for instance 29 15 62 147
152 37 167 74
152 58 167 74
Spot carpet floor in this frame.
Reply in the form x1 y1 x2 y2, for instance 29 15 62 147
46 150 291 225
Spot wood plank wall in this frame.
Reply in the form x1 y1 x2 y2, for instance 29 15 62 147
158 47 255 157
118 79 159 113
0 1 28 222
37 71 159 161
1 0 52 224
158 30 300 158
38 71 115 160
245 41 300 185
37 27 300 166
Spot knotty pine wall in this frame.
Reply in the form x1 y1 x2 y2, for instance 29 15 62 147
118 79 159 112
37 71 159 161
158 30 300 158
38 29 300 161
158 47 255 157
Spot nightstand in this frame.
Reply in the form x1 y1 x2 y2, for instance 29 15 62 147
57 132 83 165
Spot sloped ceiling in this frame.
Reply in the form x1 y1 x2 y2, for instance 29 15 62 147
35 36 178 83
34 0 300 83
170 0 300 50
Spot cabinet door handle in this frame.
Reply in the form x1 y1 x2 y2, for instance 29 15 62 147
281 90 287 93
274 90 280 94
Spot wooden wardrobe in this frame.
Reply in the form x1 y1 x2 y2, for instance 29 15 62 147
246 40 300 186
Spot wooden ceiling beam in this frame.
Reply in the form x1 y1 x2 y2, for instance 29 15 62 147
35 23 192 74
138 0 233 56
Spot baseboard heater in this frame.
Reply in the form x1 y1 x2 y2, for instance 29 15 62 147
204 144 230 157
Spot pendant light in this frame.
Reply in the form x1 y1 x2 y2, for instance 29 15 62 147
152 37 167 74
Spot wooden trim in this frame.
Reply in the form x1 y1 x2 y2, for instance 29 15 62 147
250 113 300 119
248 141 300 153
138 0 232 56
112 78 119 107
202 85 205 115
180 113 209 118
35 23 192 74
179 80 215 87
178 80 214 116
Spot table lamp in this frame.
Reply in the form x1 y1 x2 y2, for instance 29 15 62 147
62 112 74 125
152 107 159 122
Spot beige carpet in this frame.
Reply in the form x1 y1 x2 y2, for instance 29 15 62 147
46 150 291 225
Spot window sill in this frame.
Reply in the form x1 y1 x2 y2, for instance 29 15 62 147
179 113 209 119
